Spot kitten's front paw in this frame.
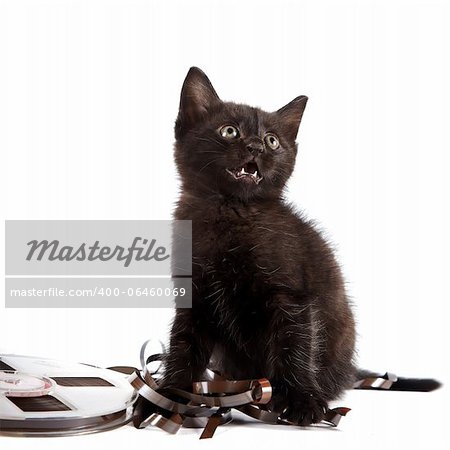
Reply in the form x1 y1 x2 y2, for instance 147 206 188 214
279 394 328 426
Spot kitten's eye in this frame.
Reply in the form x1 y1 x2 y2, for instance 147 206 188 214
219 125 240 139
264 134 280 150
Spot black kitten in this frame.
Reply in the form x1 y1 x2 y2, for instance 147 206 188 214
161 67 356 425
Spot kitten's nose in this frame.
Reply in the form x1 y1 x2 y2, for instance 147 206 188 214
246 140 264 156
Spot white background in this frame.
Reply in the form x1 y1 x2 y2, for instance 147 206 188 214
0 0 448 448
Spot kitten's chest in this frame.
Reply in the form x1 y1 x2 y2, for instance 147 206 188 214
192 207 263 268
176 201 305 340
186 204 297 296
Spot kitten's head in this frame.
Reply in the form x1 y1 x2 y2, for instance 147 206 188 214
174 67 307 201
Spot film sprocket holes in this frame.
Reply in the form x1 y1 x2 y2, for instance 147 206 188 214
0 355 137 436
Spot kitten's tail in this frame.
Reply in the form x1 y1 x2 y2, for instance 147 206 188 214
355 369 442 392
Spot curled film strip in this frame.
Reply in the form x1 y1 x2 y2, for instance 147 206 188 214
115 341 354 439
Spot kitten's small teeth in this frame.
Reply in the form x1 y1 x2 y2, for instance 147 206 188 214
227 163 263 184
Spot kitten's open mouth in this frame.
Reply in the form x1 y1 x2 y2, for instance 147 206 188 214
226 161 263 185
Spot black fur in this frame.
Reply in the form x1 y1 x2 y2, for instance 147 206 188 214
156 68 440 429
162 67 356 425
356 369 442 392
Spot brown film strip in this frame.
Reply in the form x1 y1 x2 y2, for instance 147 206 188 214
117 349 357 440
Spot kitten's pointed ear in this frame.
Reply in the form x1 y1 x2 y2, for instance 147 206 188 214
176 67 221 137
276 96 308 141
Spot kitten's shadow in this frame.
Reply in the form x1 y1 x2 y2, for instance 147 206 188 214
227 416 343 433
127 415 342 437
